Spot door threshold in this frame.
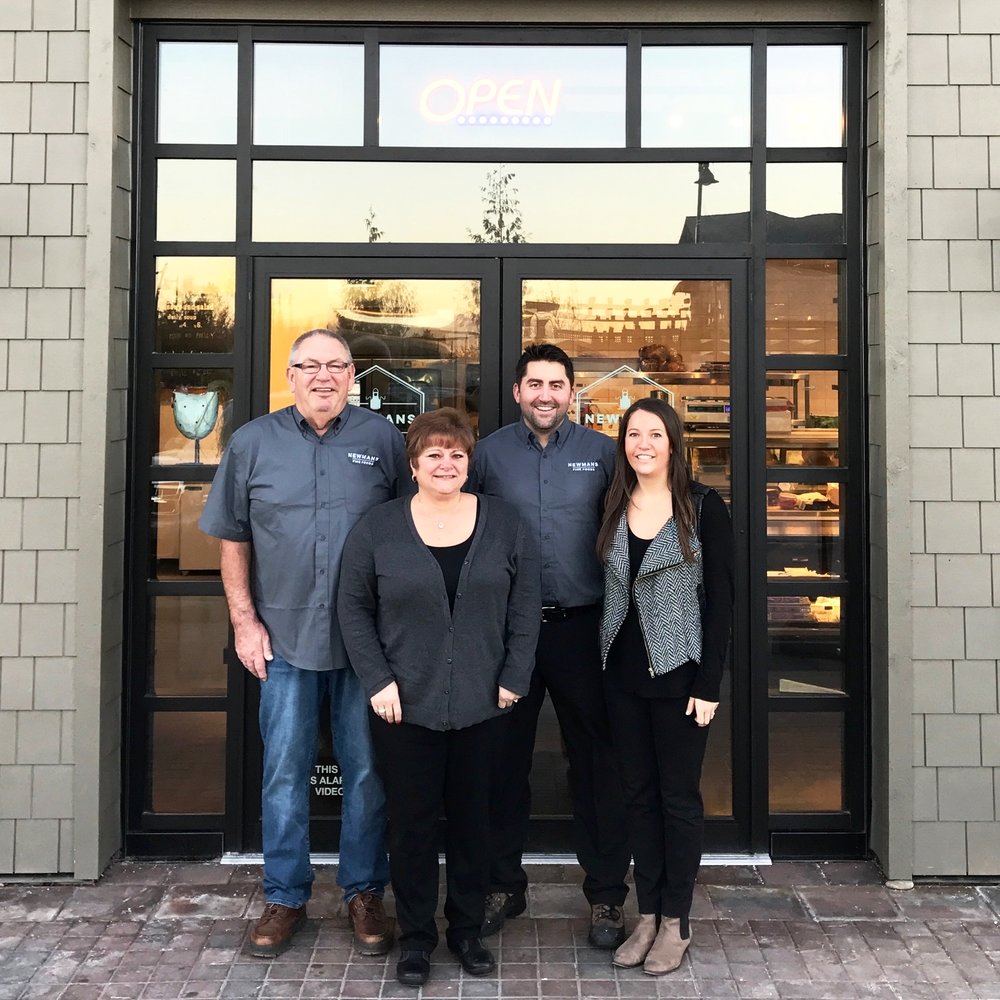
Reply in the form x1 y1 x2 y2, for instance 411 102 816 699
222 852 771 866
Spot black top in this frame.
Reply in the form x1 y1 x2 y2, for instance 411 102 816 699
468 418 616 607
427 509 479 612
606 525 698 699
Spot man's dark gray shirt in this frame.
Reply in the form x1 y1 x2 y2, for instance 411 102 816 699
199 404 409 672
468 418 615 608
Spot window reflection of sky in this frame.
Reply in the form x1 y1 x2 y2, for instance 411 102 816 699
379 45 627 147
766 163 842 221
251 161 751 243
767 46 844 147
157 160 237 242
642 47 751 147
253 44 364 146
157 42 238 144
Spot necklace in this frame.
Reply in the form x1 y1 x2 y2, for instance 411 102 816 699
418 493 462 529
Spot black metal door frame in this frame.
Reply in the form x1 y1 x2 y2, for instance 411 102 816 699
235 253 754 857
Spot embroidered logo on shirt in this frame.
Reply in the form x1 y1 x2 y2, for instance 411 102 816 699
348 452 380 466
567 461 600 472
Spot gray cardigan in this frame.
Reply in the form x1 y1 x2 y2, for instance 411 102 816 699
337 494 541 731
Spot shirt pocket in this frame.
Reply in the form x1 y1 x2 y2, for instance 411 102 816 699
548 464 604 520
345 467 393 514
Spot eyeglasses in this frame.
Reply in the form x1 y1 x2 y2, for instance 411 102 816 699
290 360 353 375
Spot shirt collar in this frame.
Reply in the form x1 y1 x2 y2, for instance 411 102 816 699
292 404 348 439
515 416 572 452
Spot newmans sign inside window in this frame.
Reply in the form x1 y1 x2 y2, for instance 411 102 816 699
379 44 626 148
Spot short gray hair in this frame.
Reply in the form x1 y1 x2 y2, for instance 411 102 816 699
288 328 352 366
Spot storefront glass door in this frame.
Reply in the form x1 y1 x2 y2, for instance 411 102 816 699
504 259 751 854
236 259 500 853
236 256 752 856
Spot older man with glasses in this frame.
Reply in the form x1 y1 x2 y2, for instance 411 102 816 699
201 327 409 958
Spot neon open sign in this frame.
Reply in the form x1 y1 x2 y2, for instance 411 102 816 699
419 77 563 125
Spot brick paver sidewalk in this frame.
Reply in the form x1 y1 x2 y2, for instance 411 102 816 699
2 861 999 999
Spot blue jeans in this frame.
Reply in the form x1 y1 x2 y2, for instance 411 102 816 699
258 655 389 908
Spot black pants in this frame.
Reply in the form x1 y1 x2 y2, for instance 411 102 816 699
603 684 709 929
488 608 630 905
371 713 504 952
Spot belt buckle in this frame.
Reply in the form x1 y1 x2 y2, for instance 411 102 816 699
541 604 566 622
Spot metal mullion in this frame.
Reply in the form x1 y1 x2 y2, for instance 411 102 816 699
363 28 379 147
153 241 237 255
764 245 848 259
142 23 239 43
640 27 755 45
140 814 227 832
748 28 770 856
250 23 367 43
769 813 853 832
625 32 641 148
127 19 161 840
244 241 756 260
145 695 230 712
235 26 253 256
149 354 236 369
767 696 850 711
766 579 848 597
247 145 754 162
146 578 224 596
255 254 507 280
765 148 847 163
759 26 855 46
764 469 847 487
841 23 868 838
153 144 237 159
765 355 847 371
726 259 754 855
476 259 504 437
374 26 631 46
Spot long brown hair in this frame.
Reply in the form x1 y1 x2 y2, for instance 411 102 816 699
596 397 696 562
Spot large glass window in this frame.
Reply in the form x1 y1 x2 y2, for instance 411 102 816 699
252 161 751 244
766 260 844 355
156 160 237 242
151 595 228 696
253 43 365 146
379 45 627 147
269 277 483 433
157 42 238 144
766 163 843 241
642 46 751 147
155 257 236 353
133 24 863 857
767 45 844 147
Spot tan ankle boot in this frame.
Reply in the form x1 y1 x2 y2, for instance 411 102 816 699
612 914 658 968
643 917 690 975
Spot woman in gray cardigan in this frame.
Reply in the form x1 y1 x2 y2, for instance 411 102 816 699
338 408 540 989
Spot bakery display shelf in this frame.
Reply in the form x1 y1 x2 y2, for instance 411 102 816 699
767 512 840 537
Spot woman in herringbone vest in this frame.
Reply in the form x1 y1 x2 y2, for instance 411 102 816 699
597 398 734 976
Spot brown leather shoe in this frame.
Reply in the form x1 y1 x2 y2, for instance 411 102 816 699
348 891 394 955
246 903 307 958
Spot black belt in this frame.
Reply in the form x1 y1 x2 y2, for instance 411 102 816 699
540 603 598 623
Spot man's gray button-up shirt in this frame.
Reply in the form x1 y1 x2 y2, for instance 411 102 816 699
468 418 615 608
200 404 409 672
